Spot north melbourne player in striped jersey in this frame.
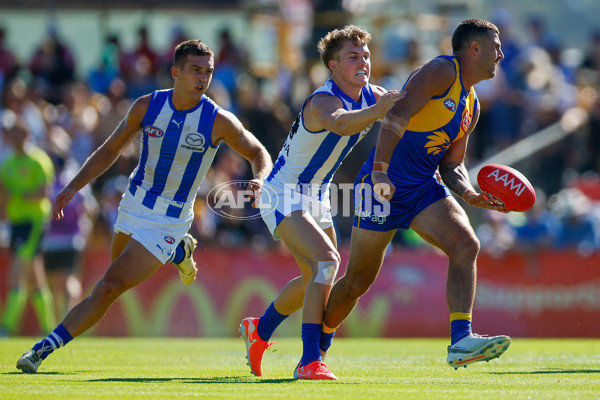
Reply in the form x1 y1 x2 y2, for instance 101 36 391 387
16 39 272 373
240 25 404 380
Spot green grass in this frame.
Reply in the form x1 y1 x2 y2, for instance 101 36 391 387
1 337 600 399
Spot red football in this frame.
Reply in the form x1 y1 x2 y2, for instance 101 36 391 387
476 164 536 212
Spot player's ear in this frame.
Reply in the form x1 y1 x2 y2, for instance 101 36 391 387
470 40 480 56
329 60 338 73
171 65 180 79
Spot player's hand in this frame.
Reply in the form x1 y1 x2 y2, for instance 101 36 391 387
375 90 406 119
247 178 263 208
371 171 395 202
463 190 511 213
52 186 77 220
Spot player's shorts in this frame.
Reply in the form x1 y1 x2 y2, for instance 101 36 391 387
114 188 194 264
353 171 450 231
9 221 46 260
44 248 80 273
260 179 333 241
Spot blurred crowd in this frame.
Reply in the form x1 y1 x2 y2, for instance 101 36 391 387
2 5 600 270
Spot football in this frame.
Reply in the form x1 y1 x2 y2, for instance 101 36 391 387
476 164 536 212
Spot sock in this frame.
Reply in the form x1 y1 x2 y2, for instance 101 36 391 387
257 302 289 341
320 330 335 353
300 323 322 366
2 288 27 333
171 242 186 264
32 323 73 360
32 288 56 334
450 312 472 345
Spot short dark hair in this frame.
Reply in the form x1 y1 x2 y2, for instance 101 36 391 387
451 19 499 52
173 40 214 68
318 25 371 72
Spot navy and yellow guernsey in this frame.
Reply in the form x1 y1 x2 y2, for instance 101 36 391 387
355 55 478 230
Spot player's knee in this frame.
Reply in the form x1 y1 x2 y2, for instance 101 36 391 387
93 277 128 303
344 273 375 299
452 234 480 260
313 253 340 286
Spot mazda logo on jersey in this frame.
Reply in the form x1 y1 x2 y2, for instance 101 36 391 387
182 133 206 152
144 126 164 137
444 98 456 112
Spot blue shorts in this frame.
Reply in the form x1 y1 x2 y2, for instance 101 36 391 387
352 170 450 231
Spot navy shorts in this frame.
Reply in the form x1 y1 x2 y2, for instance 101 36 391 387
10 221 45 260
353 171 450 231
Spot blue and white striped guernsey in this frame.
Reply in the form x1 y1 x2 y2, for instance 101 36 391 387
267 79 377 200
128 89 221 219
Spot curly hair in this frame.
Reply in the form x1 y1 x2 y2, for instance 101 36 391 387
318 25 371 72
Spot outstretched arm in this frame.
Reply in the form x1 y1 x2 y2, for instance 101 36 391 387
304 86 405 136
53 95 149 220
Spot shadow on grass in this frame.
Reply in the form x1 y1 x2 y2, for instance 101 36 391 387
492 369 600 375
89 376 296 384
4 371 65 375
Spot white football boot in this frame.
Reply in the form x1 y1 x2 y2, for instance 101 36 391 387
447 333 511 369
16 349 43 373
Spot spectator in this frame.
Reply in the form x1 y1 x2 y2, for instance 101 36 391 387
476 210 515 258
2 78 47 148
0 26 19 94
551 188 599 255
88 34 121 95
512 188 561 252
42 154 97 319
29 28 75 105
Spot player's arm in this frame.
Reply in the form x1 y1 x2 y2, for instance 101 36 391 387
52 95 150 220
439 107 506 211
213 109 273 206
372 58 456 200
304 86 404 136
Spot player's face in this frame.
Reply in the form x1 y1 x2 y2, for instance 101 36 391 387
478 30 504 79
173 54 214 98
331 40 371 87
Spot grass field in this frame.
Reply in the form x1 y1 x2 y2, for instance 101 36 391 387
2 337 600 399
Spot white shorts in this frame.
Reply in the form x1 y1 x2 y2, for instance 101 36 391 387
114 189 194 264
260 179 333 240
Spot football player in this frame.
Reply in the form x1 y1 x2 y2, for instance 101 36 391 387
16 39 272 373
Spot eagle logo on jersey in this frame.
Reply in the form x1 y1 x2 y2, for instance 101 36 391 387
181 133 206 152
144 126 164 137
424 130 451 155
444 98 456 112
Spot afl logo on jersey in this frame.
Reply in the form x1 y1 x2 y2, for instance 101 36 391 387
444 98 456 112
164 236 175 244
181 133 206 152
144 126 164 137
